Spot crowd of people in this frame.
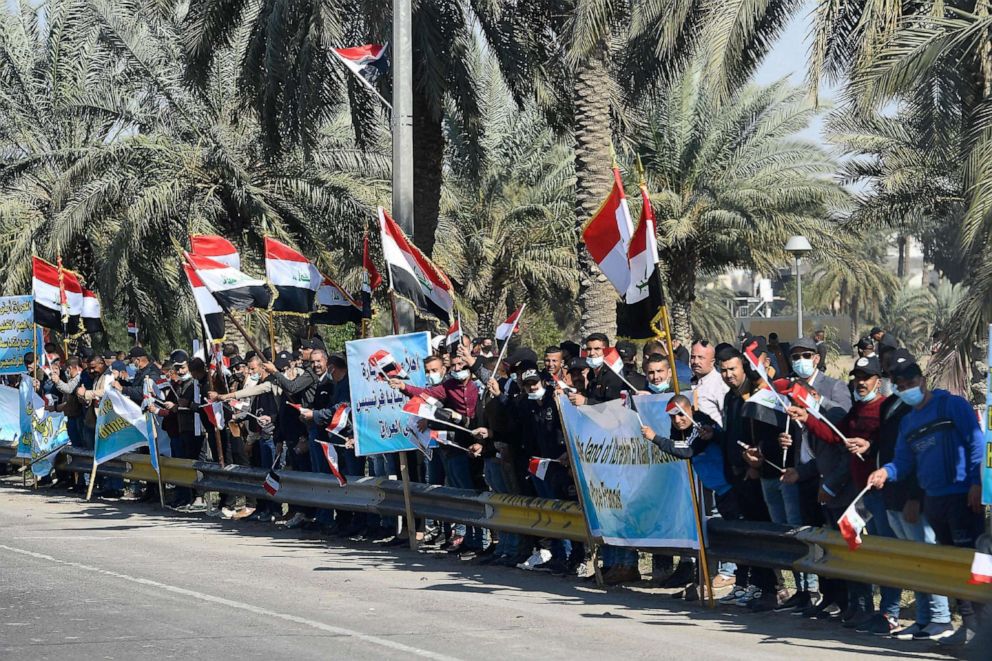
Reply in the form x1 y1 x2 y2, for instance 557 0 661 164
3 324 988 652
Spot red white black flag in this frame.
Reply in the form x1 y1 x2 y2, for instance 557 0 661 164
264 237 321 314
581 168 635 296
32 256 82 334
182 262 225 342
378 207 454 324
190 235 241 271
184 251 272 312
332 44 388 84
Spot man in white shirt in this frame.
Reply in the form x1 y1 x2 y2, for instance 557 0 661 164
689 340 729 426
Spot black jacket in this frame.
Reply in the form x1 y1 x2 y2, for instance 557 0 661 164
270 363 318 408
122 363 163 407
583 366 631 404
512 389 565 459
876 395 922 510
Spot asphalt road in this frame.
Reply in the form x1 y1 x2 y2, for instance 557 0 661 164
0 480 957 660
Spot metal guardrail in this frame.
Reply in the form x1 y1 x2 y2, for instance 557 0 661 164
2 445 989 602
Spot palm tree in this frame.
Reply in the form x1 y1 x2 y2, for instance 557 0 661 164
879 280 937 354
805 238 900 348
632 65 847 340
0 1 388 352
690 283 736 342
433 51 577 336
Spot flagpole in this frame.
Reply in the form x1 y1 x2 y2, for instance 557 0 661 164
331 49 393 111
657 304 715 608
267 313 277 353
147 410 167 509
553 395 603 586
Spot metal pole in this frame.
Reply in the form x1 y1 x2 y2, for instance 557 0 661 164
795 255 803 338
393 0 417 551
392 0 415 336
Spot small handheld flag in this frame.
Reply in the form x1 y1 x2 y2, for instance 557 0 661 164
495 306 524 342
837 486 872 550
316 439 347 486
263 469 281 496
968 549 992 585
326 403 350 438
528 457 554 480
369 349 408 380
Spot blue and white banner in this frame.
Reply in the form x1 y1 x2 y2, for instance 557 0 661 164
18 376 41 458
0 295 42 374
95 387 150 464
559 394 698 549
347 331 431 456
29 410 70 479
983 325 991 506
0 384 20 446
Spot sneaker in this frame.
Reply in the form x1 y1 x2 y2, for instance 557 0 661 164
747 591 779 612
517 549 552 571
444 535 466 553
232 506 256 520
719 586 749 605
279 512 307 529
855 613 889 634
891 622 925 640
842 609 873 629
736 586 761 607
795 592 823 617
602 565 641 585
220 507 238 520
711 573 736 590
913 622 954 641
935 625 974 648
813 603 843 620
774 591 809 613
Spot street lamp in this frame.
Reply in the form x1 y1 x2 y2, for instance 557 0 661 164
785 235 812 339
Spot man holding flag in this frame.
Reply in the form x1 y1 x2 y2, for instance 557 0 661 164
867 350 986 649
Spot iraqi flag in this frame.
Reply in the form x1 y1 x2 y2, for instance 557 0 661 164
378 207 454 324
332 44 389 84
528 457 552 480
264 237 321 314
263 469 281 496
445 317 462 347
369 348 408 380
190 234 241 271
326 403 350 436
32 256 82 334
581 167 635 296
202 400 225 430
311 275 362 326
81 289 103 334
184 251 272 312
316 440 347 486
618 184 663 339
602 347 624 375
495 305 524 342
402 395 442 420
837 497 869 550
969 550 992 585
182 262 225 341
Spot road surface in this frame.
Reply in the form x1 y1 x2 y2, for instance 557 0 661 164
0 480 955 660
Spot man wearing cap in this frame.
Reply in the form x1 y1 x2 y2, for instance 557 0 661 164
616 340 647 391
263 339 318 410
790 355 902 630
867 349 986 648
870 326 899 352
787 337 851 414
121 346 162 407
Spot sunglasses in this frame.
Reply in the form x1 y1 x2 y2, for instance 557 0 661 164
790 351 816 360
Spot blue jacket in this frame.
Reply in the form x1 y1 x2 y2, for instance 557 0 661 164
649 411 731 497
882 390 984 497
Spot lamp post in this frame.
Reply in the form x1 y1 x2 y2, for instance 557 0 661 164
785 235 812 338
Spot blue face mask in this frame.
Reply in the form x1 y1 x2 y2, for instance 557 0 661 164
854 388 877 403
426 372 443 385
451 369 470 381
791 358 815 379
895 385 925 407
647 381 669 393
586 355 604 369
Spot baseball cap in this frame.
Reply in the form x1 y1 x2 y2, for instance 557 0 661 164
228 355 245 370
789 337 818 353
869 326 883 336
128 346 148 359
111 360 127 373
616 340 636 361
856 336 874 350
567 357 588 371
328 351 347 369
887 348 922 379
274 351 292 371
849 355 882 377
169 350 189 367
521 369 541 383
508 348 538 368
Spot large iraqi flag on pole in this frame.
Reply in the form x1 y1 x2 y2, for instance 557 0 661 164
264 237 321 314
582 167 635 296
377 206 454 325
32 256 82 334
190 235 241 271
183 251 272 312
617 183 663 339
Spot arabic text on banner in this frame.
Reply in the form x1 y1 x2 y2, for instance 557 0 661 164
29 410 70 478
0 295 42 375
347 331 431 456
559 394 699 549
0 384 20 446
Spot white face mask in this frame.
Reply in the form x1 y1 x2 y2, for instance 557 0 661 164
452 369 470 381
179 372 192 382
528 387 546 400
426 372 443 385
648 381 669 393
586 355 604 369
249 373 260 383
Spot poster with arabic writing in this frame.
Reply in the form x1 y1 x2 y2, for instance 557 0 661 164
347 332 431 456
0 296 42 374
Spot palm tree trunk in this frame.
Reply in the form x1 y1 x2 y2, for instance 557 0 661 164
573 50 618 339
896 234 907 278
412 88 443 257
850 295 859 355
666 253 697 343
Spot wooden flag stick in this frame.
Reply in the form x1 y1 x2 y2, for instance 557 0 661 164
85 460 99 501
